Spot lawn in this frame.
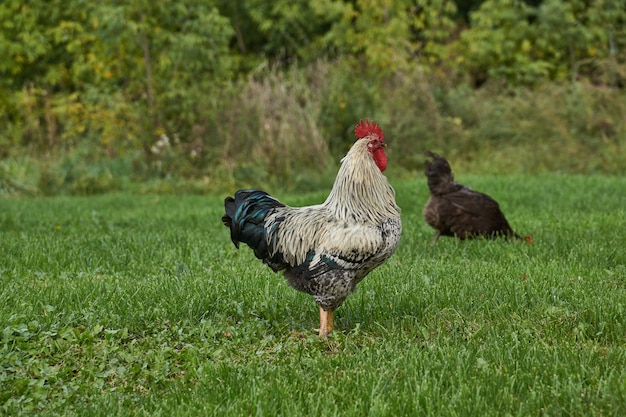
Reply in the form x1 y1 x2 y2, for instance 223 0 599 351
1 174 625 416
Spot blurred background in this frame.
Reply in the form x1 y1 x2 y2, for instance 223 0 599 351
1 0 624 196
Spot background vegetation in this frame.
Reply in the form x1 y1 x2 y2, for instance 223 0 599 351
1 0 625 196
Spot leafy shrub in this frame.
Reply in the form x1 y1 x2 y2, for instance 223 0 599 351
2 58 626 196
0 157 41 196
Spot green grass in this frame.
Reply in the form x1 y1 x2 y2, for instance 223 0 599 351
1 174 625 416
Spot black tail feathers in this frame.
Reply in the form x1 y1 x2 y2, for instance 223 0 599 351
221 189 285 260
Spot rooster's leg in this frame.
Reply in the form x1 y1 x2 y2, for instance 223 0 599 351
318 306 334 338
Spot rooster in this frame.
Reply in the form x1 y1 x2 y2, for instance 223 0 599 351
423 151 531 243
222 120 402 337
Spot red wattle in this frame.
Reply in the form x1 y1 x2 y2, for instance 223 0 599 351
373 148 387 172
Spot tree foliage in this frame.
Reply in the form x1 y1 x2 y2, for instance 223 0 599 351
458 0 626 85
0 0 234 158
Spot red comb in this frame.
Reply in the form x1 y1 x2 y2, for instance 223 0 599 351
355 119 384 141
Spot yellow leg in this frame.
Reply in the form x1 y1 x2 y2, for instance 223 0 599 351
318 306 334 338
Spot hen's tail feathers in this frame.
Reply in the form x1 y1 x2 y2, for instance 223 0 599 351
222 189 286 262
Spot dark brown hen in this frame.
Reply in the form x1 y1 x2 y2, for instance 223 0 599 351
422 151 531 243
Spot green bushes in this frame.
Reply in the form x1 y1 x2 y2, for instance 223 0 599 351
2 59 625 196
1 1 625 196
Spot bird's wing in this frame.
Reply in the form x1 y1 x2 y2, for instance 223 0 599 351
266 206 389 272
442 187 503 218
438 187 515 238
300 222 390 284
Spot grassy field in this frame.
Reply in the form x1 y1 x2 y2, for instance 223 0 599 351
1 174 625 416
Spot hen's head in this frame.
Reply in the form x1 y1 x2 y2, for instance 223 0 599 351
424 151 453 178
355 119 387 172
424 151 456 193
